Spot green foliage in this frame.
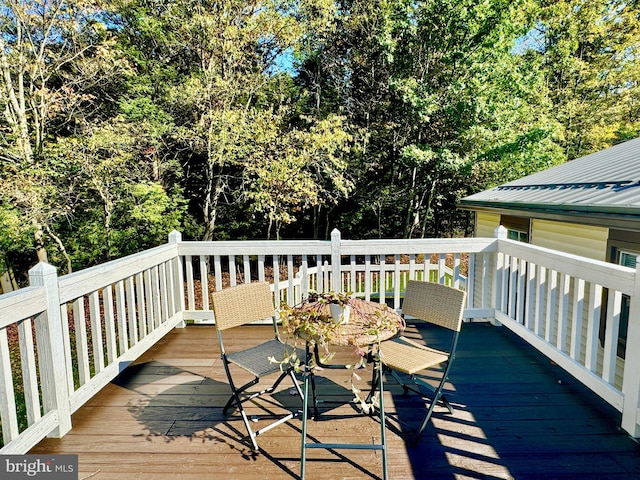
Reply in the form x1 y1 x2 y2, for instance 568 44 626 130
245 111 353 238
522 0 640 159
1 0 639 279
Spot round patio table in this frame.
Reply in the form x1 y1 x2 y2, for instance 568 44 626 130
296 298 403 480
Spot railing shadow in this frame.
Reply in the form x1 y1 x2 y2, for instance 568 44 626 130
384 322 640 479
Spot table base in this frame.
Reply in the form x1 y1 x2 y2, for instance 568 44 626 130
300 345 388 480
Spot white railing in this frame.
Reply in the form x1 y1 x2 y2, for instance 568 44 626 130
0 235 186 453
1 228 639 454
490 227 640 437
178 230 488 322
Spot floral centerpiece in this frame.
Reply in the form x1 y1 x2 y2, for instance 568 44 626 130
273 290 405 413
276 290 352 367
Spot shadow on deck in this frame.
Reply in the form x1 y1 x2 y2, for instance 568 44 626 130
30 323 640 479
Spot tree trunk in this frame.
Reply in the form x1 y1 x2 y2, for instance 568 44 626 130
33 222 49 264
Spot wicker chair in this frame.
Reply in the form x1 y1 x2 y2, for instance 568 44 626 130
211 282 303 450
379 280 466 438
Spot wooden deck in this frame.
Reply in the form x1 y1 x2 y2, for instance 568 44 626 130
30 322 640 479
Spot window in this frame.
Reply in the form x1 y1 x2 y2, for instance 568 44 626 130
507 229 529 242
617 250 637 358
501 215 530 243
620 251 638 269
603 229 640 360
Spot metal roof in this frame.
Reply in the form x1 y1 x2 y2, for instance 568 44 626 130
459 136 640 220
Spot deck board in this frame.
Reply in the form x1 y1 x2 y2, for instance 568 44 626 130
30 322 640 479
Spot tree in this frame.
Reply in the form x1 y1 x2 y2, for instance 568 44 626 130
296 0 558 238
0 0 123 269
522 0 640 159
115 0 351 240
54 114 188 267
245 110 352 239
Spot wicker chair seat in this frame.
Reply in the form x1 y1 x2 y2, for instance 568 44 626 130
380 338 449 375
228 339 302 378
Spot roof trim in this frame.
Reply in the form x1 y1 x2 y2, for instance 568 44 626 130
458 199 640 216
458 202 640 232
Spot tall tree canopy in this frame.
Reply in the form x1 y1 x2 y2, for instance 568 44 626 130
0 0 638 284
524 0 640 159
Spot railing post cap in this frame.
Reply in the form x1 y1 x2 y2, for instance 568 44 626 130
494 225 508 239
169 230 182 243
28 262 57 276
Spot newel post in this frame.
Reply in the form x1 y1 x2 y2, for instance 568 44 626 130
330 229 342 292
28 263 72 437
621 262 640 437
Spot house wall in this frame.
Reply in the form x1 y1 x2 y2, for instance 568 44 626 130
476 212 501 237
530 219 609 261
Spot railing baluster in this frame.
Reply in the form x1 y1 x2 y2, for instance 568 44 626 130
103 286 117 363
73 297 91 385
126 276 138 346
200 256 210 308
507 254 517 318
454 253 461 290
516 258 526 324
544 269 557 343
364 255 371 301
534 265 545 336
186 255 195 310
59 304 74 395
115 280 128 352
0 328 19 443
394 254 401 309
212 255 222 292
18 317 41 426
258 255 266 283
287 255 294 305
273 255 281 302
300 255 309 301
467 253 476 310
243 254 251 284
585 283 602 372
89 291 104 373
159 262 169 324
379 255 386 304
350 255 357 294
524 260 535 329
139 271 149 337
556 273 570 351
602 289 622 384
570 278 586 360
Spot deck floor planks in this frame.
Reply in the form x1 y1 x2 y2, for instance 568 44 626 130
29 322 640 479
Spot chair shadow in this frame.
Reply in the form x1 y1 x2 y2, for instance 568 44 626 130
112 359 395 479
111 362 300 469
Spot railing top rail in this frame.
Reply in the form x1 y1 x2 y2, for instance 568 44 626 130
0 286 46 329
498 238 636 295
176 237 498 257
176 239 331 256
57 243 178 303
338 237 497 255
